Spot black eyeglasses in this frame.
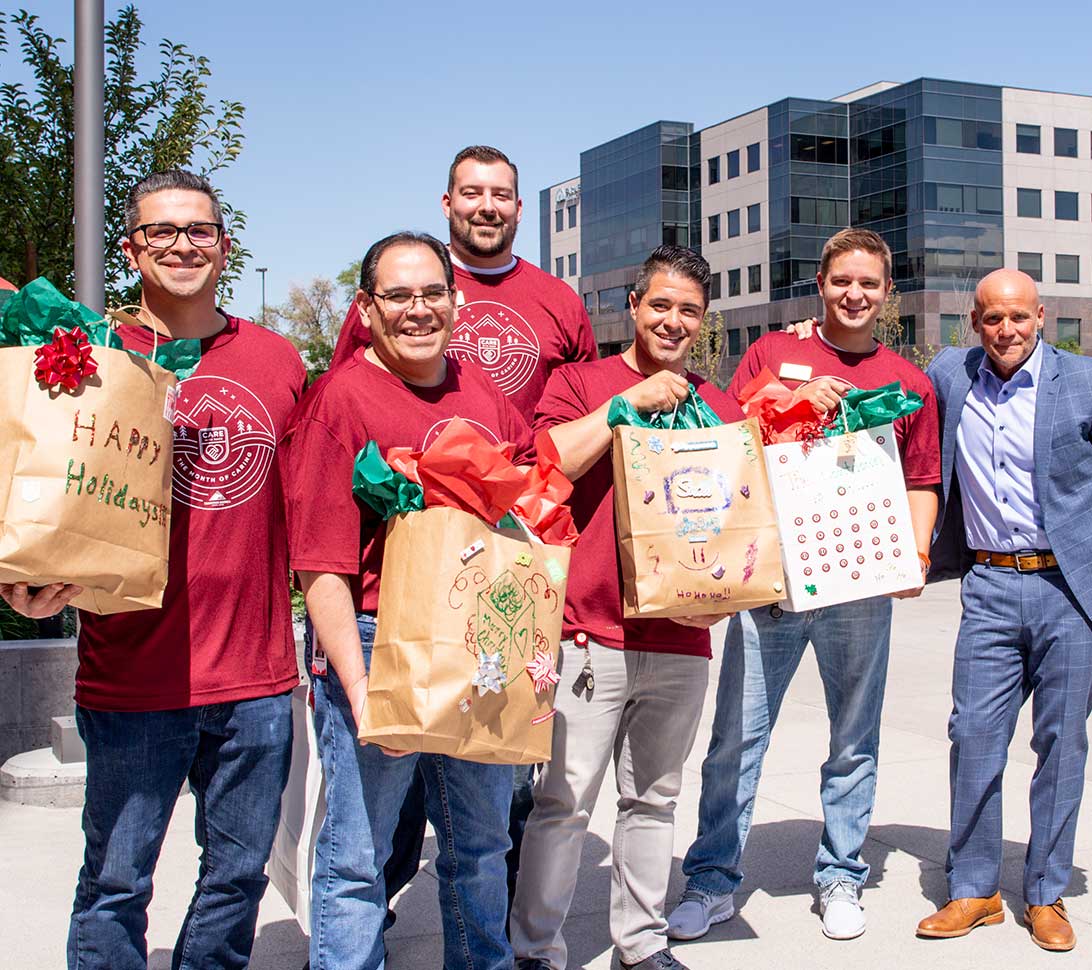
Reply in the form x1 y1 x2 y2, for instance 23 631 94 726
130 222 225 249
368 287 455 313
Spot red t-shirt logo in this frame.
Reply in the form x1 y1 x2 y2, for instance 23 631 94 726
449 300 541 397
172 376 276 510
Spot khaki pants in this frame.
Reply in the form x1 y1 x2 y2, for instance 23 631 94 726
511 637 709 967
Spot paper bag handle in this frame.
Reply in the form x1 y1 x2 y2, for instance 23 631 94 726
106 305 165 362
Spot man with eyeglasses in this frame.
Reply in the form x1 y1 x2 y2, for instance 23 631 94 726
326 145 596 928
281 231 535 970
2 169 306 969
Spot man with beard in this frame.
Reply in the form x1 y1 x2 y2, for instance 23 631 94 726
325 146 596 924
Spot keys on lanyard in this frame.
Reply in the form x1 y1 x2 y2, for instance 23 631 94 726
570 631 595 700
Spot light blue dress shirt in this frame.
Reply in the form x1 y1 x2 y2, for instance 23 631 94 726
954 338 1048 552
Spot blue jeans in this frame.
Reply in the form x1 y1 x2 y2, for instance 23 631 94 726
308 614 514 970
947 564 1092 904
683 596 892 895
67 694 293 970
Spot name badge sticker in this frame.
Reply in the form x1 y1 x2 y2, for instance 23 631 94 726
779 362 813 382
671 440 719 453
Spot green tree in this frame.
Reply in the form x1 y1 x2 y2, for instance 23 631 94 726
0 6 249 306
687 309 725 387
873 286 903 348
1055 338 1082 355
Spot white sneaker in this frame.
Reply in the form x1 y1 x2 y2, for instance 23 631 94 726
666 888 735 940
819 878 866 940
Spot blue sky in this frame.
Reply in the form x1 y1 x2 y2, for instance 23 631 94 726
13 0 1092 317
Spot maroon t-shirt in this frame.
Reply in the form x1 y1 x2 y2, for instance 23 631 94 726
76 315 307 712
728 329 942 487
329 257 596 416
282 352 535 612
534 355 745 658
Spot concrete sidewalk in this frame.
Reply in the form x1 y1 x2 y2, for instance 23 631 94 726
2 578 1089 968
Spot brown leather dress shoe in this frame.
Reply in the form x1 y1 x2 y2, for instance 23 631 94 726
1025 899 1076 951
916 892 1004 938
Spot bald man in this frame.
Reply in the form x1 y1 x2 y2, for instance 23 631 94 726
917 269 1092 952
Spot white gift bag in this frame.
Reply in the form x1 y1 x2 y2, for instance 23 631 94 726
764 424 920 611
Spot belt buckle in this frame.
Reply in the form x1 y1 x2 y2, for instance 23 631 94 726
1015 553 1035 573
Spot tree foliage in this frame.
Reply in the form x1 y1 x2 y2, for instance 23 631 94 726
0 6 249 307
688 309 726 388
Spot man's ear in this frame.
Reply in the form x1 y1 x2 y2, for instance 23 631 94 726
120 235 139 272
970 309 981 334
440 191 452 221
355 289 373 331
515 197 523 225
627 289 639 321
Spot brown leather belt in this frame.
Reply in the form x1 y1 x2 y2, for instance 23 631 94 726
974 550 1058 572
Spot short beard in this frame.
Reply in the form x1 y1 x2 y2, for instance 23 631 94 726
449 213 516 259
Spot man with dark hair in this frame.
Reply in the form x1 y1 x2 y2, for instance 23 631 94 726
668 227 940 943
510 247 739 970
916 269 1092 952
326 146 596 926
3 170 306 969
282 231 535 970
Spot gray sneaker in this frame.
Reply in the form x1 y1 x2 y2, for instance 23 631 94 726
819 877 865 940
666 887 736 940
620 947 690 970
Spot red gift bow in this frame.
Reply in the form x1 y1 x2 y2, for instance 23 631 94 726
33 326 99 390
736 367 832 447
386 417 579 546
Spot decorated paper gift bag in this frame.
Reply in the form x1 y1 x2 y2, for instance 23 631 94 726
0 278 199 613
740 370 925 612
354 419 578 765
610 391 785 619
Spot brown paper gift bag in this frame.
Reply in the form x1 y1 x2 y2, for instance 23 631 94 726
0 344 177 614
359 506 570 765
612 418 785 618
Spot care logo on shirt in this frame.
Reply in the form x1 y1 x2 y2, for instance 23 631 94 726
171 376 276 511
448 300 541 397
422 418 501 450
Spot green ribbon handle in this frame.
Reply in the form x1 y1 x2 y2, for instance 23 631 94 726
606 383 724 430
824 382 924 437
351 441 425 519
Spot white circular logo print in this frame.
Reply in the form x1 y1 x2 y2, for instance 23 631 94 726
170 376 276 510
422 418 501 450
448 300 540 397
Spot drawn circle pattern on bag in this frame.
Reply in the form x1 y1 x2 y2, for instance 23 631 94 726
171 376 276 510
877 436 886 445
852 571 860 579
779 454 788 464
804 567 813 576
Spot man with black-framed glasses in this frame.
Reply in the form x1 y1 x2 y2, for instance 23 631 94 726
4 169 307 969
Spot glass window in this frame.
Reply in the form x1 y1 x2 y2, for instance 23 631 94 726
555 257 564 278
727 329 741 356
1055 127 1078 158
554 208 563 232
747 325 761 346
1018 252 1042 281
727 149 740 179
937 184 964 212
568 253 577 277
768 322 784 332
1017 188 1041 218
1057 317 1081 344
1016 123 1040 154
899 315 917 346
1057 254 1080 283
707 156 720 185
727 209 740 238
710 272 721 301
748 264 762 294
747 142 760 173
597 285 631 314
747 203 761 233
941 313 964 345
567 204 577 228
583 291 596 314
1055 191 1079 221
728 268 741 297
708 213 720 243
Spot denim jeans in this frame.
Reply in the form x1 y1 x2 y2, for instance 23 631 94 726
307 614 514 970
67 694 293 970
682 596 892 895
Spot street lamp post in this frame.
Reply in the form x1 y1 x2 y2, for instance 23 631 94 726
74 0 105 313
256 267 268 325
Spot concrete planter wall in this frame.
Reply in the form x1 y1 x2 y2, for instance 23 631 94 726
0 638 78 765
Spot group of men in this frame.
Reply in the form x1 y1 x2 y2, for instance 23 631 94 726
2 142 1090 970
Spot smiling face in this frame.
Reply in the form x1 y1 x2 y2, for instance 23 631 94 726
816 248 891 346
121 189 230 303
442 159 522 263
356 243 454 386
972 269 1044 380
628 270 706 374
